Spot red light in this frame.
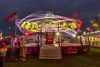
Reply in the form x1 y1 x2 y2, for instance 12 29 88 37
24 32 29 36
77 21 82 29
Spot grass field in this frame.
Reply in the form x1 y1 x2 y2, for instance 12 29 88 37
4 47 100 67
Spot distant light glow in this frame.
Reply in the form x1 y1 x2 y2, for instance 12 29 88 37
56 32 60 35
83 32 86 34
9 27 11 30
24 32 29 36
72 35 76 37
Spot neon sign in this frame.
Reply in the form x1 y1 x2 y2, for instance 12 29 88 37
83 30 100 36
21 21 77 32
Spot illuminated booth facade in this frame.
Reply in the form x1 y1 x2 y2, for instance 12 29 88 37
83 30 100 47
15 11 89 55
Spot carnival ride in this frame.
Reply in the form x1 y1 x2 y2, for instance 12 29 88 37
90 16 100 29
14 11 90 55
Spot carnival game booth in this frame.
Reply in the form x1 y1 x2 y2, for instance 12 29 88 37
15 11 90 59
61 34 90 55
83 30 100 47
19 35 40 55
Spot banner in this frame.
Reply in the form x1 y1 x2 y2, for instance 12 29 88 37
86 27 93 31
73 11 79 18
4 12 19 23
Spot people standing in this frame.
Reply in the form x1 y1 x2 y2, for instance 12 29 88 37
5 38 12 62
22 41 27 61
12 35 17 60
0 41 3 67
0 41 8 67
14 42 20 60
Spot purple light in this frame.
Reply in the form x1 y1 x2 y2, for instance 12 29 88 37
13 58 15 60
84 33 100 37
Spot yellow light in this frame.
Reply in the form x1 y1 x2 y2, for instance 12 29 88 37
56 32 60 35
70 22 76 29
63 22 67 28
21 21 78 33
48 23 51 28
54 23 58 28
31 23 38 28
53 41 56 44
41 23 46 28
21 21 29 29
83 32 86 34
25 22 31 30
1 37 3 39
72 35 76 37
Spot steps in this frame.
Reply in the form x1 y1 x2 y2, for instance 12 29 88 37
39 46 62 59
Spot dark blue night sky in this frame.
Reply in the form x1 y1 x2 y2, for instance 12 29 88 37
0 0 100 36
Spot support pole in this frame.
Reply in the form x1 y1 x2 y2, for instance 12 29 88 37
15 24 17 35
37 35 39 46
94 37 95 46
88 37 90 50
58 23 60 47
61 36 63 52
8 27 11 37
40 25 42 47
80 36 82 46
15 11 21 36
61 36 63 46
